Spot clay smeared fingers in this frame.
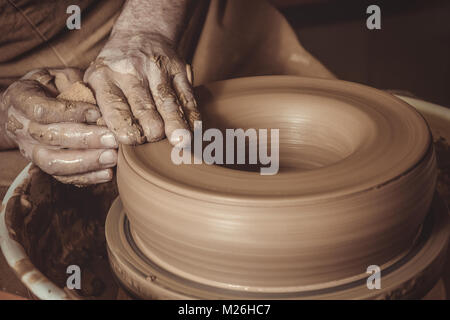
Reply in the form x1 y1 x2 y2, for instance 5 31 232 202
53 168 114 186
28 122 118 149
5 107 27 139
172 73 201 129
147 63 190 145
117 76 165 142
3 80 101 124
22 69 58 95
31 146 117 176
86 70 145 145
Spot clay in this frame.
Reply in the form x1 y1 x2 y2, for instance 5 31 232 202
51 69 84 93
5 166 119 299
117 76 437 292
55 80 103 126
57 81 97 105
6 115 23 133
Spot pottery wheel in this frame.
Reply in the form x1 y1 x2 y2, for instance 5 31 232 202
106 76 448 298
106 195 449 299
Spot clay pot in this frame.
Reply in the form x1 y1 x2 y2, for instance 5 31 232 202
117 76 436 293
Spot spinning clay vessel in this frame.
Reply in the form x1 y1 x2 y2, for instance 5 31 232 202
107 76 448 299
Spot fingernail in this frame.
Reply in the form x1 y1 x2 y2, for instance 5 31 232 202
169 128 192 147
99 150 116 165
97 170 112 180
85 108 101 123
101 133 118 148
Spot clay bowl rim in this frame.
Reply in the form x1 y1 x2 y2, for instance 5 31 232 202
121 76 432 206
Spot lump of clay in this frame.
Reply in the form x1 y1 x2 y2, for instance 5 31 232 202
57 81 96 105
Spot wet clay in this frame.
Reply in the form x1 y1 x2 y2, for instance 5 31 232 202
117 76 437 292
57 81 97 105
5 166 119 298
6 115 23 134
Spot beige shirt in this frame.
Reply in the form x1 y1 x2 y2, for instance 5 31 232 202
0 0 125 90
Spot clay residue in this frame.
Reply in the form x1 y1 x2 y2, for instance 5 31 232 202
13 258 36 279
13 258 45 286
27 122 49 144
152 55 170 69
5 166 119 299
57 81 96 105
157 83 176 100
6 115 23 133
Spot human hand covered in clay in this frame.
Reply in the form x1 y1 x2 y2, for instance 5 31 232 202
0 68 118 185
84 0 200 146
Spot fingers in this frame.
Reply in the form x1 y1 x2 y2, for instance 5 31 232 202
31 146 117 176
185 64 193 85
53 169 113 186
86 68 145 145
22 68 84 95
147 60 190 145
85 58 201 146
117 76 164 142
9 110 117 185
22 69 58 95
172 72 201 129
4 80 101 124
6 107 115 150
12 139 116 185
28 122 118 149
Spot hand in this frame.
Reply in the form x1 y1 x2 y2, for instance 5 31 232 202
1 68 118 185
84 31 200 145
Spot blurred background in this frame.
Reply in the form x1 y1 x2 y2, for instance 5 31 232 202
272 0 450 107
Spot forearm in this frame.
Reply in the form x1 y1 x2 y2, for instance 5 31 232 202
112 0 193 44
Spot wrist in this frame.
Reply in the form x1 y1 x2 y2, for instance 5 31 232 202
112 22 178 43
109 29 176 47
111 0 190 46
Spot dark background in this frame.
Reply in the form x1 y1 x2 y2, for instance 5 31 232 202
272 0 450 107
